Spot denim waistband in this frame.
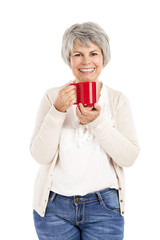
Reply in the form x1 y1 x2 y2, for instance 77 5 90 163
49 188 118 205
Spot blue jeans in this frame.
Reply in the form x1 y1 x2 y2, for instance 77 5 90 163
33 188 124 240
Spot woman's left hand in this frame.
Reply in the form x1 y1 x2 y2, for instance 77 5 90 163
76 103 101 125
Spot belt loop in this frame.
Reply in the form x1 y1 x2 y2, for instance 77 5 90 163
49 191 56 203
95 191 103 205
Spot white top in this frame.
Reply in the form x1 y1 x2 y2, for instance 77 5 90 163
51 82 118 196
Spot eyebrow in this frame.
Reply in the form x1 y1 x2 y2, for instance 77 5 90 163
72 49 99 53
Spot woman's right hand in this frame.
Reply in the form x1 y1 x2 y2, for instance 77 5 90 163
54 82 77 112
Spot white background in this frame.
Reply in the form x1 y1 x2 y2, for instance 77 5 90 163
0 0 160 239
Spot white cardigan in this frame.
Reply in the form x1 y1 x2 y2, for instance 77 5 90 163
30 84 140 217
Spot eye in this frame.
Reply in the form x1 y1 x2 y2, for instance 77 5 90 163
91 52 98 56
74 53 82 57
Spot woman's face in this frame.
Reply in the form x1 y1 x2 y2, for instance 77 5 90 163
70 41 103 82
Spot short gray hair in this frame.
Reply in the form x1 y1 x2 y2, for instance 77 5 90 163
61 22 111 68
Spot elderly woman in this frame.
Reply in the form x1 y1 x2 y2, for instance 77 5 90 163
30 22 140 240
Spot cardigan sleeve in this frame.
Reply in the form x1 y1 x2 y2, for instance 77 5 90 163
88 93 140 167
30 90 67 165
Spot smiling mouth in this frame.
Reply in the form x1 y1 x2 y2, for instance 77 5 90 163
79 68 95 73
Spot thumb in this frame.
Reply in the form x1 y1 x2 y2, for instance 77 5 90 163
94 103 101 111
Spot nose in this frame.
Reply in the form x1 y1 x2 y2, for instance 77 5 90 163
82 55 91 65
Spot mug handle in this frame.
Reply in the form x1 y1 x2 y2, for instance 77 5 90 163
70 83 78 105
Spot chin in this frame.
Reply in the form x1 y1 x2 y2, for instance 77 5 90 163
79 77 97 82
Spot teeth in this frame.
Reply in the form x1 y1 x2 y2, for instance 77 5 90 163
79 68 94 72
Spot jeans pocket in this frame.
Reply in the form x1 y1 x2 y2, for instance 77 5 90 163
101 190 120 213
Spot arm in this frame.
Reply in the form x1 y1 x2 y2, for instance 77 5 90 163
88 93 140 167
30 90 67 165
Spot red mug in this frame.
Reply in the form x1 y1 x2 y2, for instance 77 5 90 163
70 82 98 106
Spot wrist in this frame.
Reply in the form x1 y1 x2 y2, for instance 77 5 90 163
54 104 66 113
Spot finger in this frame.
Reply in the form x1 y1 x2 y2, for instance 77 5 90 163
64 84 76 93
67 95 77 104
76 105 82 118
66 88 77 99
84 106 93 111
93 103 101 111
61 80 74 93
68 98 77 107
60 86 76 98
78 103 88 116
